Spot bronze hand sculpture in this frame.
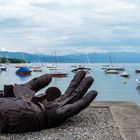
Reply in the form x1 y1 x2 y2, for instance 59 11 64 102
0 71 97 133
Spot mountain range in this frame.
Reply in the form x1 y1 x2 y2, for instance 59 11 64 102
0 51 140 63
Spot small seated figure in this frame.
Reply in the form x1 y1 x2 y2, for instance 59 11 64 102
0 71 97 133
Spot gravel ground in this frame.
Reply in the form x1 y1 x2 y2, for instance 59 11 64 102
0 107 123 140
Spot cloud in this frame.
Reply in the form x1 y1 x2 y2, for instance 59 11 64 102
0 0 140 54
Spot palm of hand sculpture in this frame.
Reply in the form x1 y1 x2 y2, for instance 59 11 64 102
0 71 97 133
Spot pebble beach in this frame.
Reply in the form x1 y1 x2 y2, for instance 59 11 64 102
0 106 123 140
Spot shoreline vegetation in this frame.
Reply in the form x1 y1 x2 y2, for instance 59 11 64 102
0 57 28 63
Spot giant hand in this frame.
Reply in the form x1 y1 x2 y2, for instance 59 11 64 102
0 71 97 133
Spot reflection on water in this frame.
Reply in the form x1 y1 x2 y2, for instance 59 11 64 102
15 74 32 81
0 63 140 106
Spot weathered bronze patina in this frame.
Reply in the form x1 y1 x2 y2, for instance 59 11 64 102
0 71 97 133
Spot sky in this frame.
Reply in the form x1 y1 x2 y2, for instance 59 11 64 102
0 0 140 55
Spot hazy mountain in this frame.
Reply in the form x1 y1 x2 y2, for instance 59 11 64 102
0 51 140 63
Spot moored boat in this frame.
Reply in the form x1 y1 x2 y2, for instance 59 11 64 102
120 71 130 78
29 65 43 72
105 69 119 74
105 67 125 71
33 69 42 72
29 66 41 69
15 64 26 68
136 79 140 86
0 66 6 71
16 66 32 75
71 67 91 73
135 69 140 73
49 67 61 70
49 72 68 77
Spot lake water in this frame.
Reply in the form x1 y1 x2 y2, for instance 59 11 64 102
0 63 140 106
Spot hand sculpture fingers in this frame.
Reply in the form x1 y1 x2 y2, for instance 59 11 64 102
45 73 97 128
0 71 98 133
58 91 97 121
57 76 93 107
23 74 52 92
55 71 86 102
46 91 97 128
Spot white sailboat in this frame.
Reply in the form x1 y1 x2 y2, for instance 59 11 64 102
29 65 43 72
47 52 67 77
48 52 61 70
29 54 43 72
105 69 119 74
102 53 125 71
71 48 91 73
15 52 27 68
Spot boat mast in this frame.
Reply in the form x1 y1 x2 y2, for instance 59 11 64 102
84 47 90 65
108 53 113 67
55 51 57 68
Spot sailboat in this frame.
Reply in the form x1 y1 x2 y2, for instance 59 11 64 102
105 69 119 74
15 52 27 68
48 52 68 77
29 65 43 72
102 53 125 72
71 48 91 73
71 66 91 73
47 52 61 70
28 54 43 72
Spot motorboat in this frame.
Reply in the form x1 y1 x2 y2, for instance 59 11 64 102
48 72 68 77
105 69 119 74
136 79 140 86
16 66 32 75
120 71 130 78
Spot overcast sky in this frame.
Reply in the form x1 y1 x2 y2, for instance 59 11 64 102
0 0 140 55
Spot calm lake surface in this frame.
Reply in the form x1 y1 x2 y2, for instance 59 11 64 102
1 63 140 106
